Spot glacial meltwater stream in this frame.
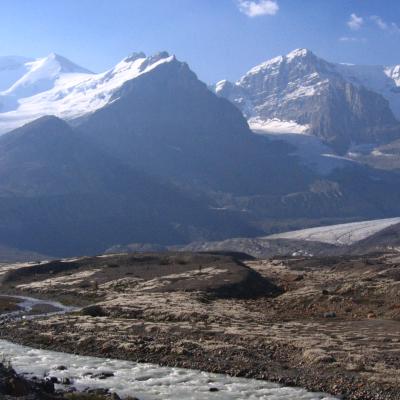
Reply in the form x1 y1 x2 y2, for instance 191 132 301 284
0 295 338 400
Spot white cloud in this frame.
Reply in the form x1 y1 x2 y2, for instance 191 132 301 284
237 0 279 17
371 15 400 33
339 36 366 43
370 15 388 30
347 13 364 30
345 13 400 35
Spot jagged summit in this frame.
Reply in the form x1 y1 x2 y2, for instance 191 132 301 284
214 48 400 152
124 52 146 63
121 51 174 67
243 48 319 77
286 48 314 59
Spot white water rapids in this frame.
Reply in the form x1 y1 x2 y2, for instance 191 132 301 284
0 295 338 400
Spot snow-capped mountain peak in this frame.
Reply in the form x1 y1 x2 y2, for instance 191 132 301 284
244 49 319 76
40 52 92 74
214 48 400 152
2 53 93 99
286 48 313 61
214 79 229 93
0 51 176 134
123 52 146 63
244 55 283 76
111 51 173 78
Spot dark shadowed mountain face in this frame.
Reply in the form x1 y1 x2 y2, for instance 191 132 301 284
0 116 259 257
0 116 124 196
78 58 314 197
2 55 400 258
77 59 400 221
215 49 400 153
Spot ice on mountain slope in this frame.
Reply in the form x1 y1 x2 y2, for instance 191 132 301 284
243 55 284 77
242 49 314 78
215 79 229 93
0 52 174 134
215 55 317 137
248 109 356 175
286 48 310 62
249 117 310 135
214 49 332 135
2 53 92 100
266 217 400 245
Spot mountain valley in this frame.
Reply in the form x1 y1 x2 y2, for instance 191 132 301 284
3 2 400 399
0 51 400 257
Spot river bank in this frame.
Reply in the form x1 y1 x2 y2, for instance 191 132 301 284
0 360 123 399
0 339 337 400
0 252 399 399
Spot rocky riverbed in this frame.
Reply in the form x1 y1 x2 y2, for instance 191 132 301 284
0 251 399 399
0 360 126 399
0 339 337 400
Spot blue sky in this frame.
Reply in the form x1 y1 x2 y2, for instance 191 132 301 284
0 0 399 83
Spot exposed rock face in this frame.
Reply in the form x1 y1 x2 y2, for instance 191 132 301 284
215 49 400 153
337 62 400 120
76 53 400 219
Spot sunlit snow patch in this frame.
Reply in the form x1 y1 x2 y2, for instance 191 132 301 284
248 117 310 135
266 217 400 245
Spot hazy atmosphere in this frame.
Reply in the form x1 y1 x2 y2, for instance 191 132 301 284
0 1 400 400
1 0 400 82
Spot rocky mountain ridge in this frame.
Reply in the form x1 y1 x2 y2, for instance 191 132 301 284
1 51 400 257
215 49 400 153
